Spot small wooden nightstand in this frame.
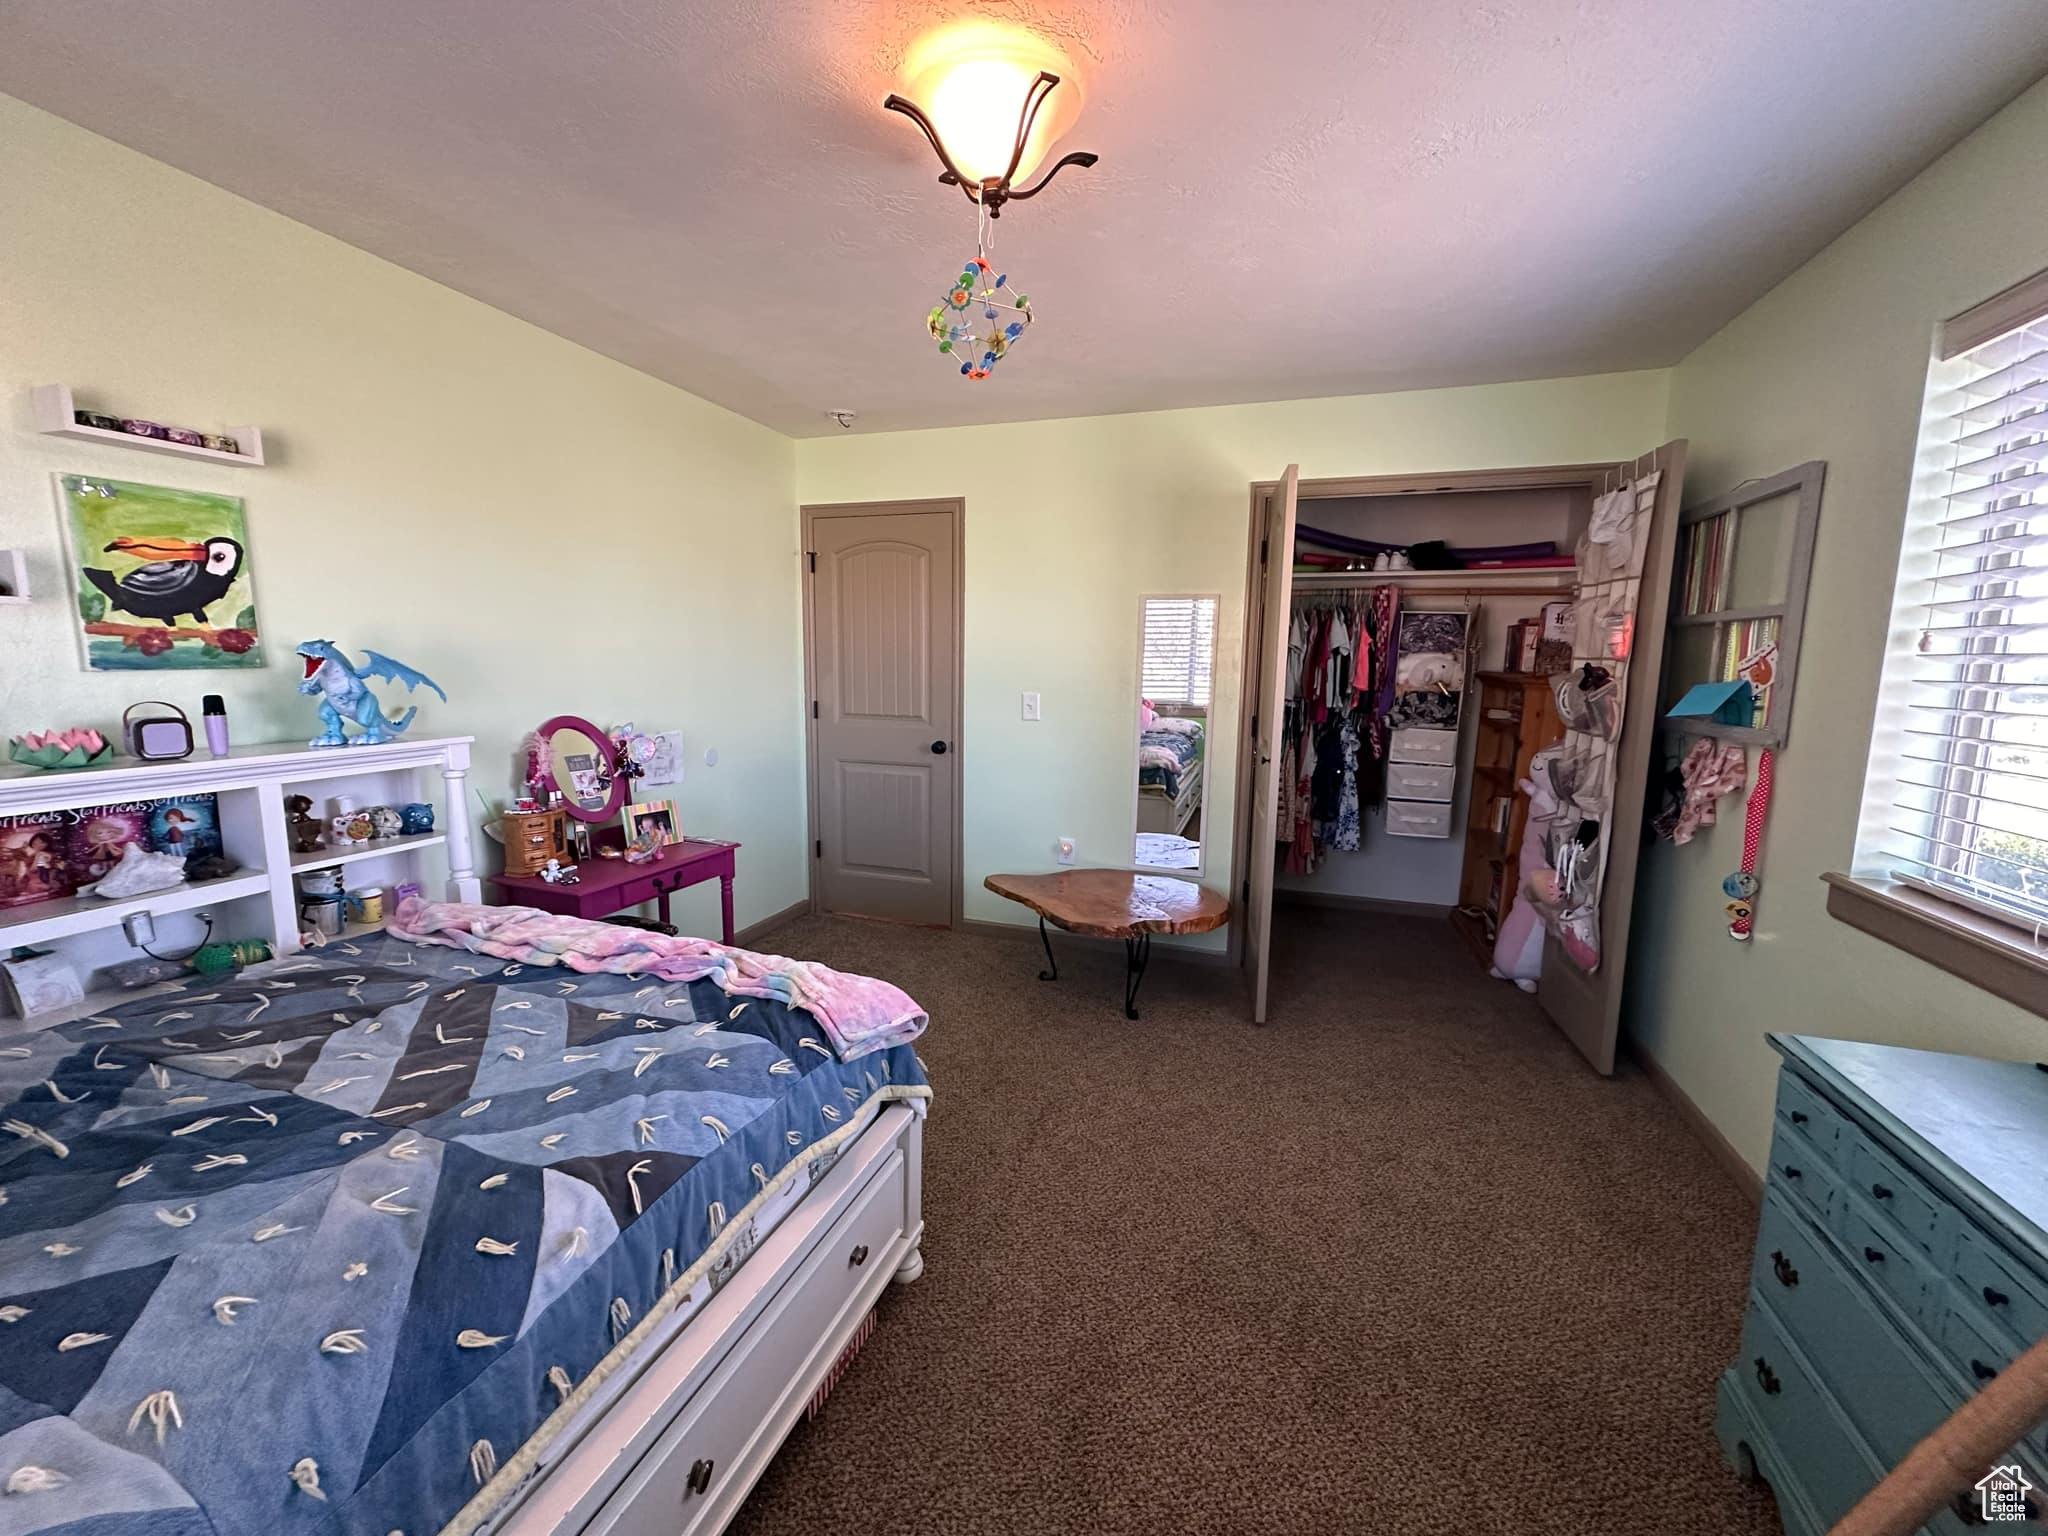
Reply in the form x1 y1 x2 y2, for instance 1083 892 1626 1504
1453 671 1563 961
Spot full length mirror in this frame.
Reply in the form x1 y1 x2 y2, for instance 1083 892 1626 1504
1131 594 1217 873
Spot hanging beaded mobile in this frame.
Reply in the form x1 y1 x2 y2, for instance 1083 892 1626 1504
924 202 1032 379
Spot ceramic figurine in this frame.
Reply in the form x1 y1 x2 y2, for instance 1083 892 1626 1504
296 639 447 748
399 801 434 835
329 813 362 848
285 794 324 853
368 805 403 840
344 810 375 844
538 858 579 885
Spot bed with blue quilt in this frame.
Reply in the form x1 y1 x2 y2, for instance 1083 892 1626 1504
1136 717 1205 836
0 921 930 1536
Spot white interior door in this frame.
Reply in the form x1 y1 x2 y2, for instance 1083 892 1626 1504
1246 465 1300 1023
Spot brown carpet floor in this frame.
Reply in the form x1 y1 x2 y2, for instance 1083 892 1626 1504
726 905 1782 1536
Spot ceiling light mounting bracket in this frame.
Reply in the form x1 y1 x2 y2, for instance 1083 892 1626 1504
883 70 1097 218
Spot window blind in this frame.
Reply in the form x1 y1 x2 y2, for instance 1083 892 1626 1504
1879 303 2048 934
1141 598 1214 708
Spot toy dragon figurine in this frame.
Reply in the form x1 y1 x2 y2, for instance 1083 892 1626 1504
297 639 447 747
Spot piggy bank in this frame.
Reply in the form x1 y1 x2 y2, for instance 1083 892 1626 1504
399 802 435 835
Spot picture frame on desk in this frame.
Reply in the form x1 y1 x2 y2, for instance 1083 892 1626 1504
624 798 678 847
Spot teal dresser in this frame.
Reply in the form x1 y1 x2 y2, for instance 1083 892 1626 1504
1720 1036 2048 1533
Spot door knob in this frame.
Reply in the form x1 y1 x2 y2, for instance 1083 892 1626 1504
930 740 948 755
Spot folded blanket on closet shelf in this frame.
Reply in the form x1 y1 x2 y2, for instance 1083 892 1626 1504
390 898 927 1061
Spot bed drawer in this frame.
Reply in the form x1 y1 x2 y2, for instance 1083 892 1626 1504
1384 799 1453 838
590 1149 909 1536
1388 726 1457 765
1386 761 1456 802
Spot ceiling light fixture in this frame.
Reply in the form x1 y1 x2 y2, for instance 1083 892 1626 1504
884 22 1099 381
883 21 1099 218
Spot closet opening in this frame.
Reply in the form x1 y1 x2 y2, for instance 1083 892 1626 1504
1229 451 1689 1072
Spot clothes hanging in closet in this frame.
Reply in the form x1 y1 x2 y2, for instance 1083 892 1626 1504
1280 586 1396 873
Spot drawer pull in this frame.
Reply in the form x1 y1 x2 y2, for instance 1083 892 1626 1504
1954 1491 1989 1527
1789 1110 1809 1126
1780 1164 1802 1181
1753 1357 1782 1396
686 1458 715 1497
1984 1285 2011 1308
1770 1250 1799 1289
1871 1182 1894 1201
1863 1246 1886 1264
849 1243 870 1268
1972 1358 1999 1382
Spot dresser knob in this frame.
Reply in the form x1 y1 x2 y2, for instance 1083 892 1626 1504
849 1243 869 1267
1770 1250 1799 1288
1753 1357 1781 1396
686 1458 714 1497
1984 1286 2011 1308
1871 1183 1894 1201
1864 1246 1886 1264
1781 1164 1802 1181
1954 1491 1989 1526
1972 1358 1999 1382
1789 1110 1808 1125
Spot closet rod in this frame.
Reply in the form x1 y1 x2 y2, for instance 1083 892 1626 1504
1290 568 1574 599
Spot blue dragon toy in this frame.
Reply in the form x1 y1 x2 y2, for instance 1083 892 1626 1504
296 639 448 747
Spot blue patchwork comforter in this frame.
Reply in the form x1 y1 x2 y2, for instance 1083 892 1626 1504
0 930 929 1536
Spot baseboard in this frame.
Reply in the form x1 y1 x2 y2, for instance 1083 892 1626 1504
1274 889 1456 919
958 917 1234 968
734 899 812 948
1626 1038 1763 1207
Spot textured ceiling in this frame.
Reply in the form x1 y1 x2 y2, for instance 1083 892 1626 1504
3 1 2046 436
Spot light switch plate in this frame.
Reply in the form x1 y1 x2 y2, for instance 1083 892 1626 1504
1056 836 1076 865
1021 692 1041 721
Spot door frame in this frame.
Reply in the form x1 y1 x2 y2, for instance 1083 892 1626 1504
1226 462 1618 970
799 497 967 929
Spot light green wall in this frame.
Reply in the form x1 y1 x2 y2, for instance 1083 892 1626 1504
1630 77 2048 1172
796 372 1671 937
0 96 807 938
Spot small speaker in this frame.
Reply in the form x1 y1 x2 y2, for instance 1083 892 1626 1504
123 701 194 762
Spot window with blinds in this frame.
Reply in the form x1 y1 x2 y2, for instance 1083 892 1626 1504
1140 596 1216 708
1870 279 2048 935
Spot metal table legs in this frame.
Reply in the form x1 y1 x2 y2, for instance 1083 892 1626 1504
1122 931 1151 1020
1034 917 1150 1019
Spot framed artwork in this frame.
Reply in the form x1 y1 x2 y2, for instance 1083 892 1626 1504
624 799 679 847
55 473 263 671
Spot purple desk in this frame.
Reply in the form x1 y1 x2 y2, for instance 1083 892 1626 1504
488 838 741 944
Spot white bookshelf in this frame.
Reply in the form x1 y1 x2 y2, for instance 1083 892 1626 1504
0 736 475 1024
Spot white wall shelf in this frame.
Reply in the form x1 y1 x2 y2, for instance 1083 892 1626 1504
1292 566 1576 593
0 548 27 606
289 831 447 873
31 383 266 468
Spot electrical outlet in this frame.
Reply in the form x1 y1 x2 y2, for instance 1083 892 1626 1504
1056 836 1076 865
122 911 156 947
1021 692 1041 721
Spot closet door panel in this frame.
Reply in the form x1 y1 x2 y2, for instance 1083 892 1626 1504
1537 439 1688 1074
1246 465 1299 1024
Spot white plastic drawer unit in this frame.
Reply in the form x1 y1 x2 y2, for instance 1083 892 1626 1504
1384 798 1453 838
1386 761 1456 803
1387 726 1457 766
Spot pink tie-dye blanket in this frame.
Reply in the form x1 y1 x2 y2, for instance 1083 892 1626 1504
387 898 927 1060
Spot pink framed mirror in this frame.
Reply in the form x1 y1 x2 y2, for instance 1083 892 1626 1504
534 714 625 822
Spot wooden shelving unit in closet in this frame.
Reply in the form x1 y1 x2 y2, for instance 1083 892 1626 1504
1451 671 1564 966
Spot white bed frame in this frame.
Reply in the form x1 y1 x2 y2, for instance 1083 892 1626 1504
0 738 926 1536
490 1105 925 1536
1135 757 1204 837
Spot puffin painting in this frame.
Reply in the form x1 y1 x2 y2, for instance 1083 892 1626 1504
83 536 245 626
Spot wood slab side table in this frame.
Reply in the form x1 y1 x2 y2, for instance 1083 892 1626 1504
983 869 1230 1018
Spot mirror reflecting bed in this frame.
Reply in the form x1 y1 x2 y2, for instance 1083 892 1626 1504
1132 594 1217 872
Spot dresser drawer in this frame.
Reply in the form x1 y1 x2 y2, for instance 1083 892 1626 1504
1955 1225 2048 1352
1385 760 1456 802
1748 1197 1953 1470
1732 1299 1884 1531
1387 726 1457 765
1768 1122 1840 1224
589 1150 907 1536
1837 1191 1936 1328
1843 1133 1946 1259
1776 1071 1844 1159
